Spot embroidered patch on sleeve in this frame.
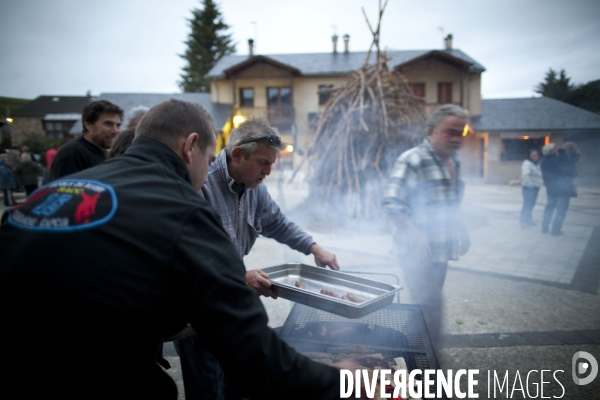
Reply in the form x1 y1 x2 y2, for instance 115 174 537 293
8 179 117 232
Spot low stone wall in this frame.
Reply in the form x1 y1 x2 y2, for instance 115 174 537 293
11 117 44 144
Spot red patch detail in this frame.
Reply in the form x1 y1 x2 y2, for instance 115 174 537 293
74 192 101 224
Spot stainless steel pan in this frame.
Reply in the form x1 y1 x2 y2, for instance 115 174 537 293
263 263 402 319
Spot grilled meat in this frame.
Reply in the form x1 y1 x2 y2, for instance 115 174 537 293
320 288 340 298
345 292 364 303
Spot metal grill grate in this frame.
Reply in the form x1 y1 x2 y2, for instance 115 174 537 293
282 304 426 350
278 303 443 398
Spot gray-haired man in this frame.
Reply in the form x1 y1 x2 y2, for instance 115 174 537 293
125 105 149 128
177 119 340 400
382 104 471 354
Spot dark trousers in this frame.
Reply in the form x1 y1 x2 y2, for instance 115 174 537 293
2 189 15 206
520 186 539 224
175 335 244 400
398 255 448 355
542 195 570 233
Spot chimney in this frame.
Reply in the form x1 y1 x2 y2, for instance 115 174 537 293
343 34 350 53
332 34 338 53
444 34 453 50
248 39 254 56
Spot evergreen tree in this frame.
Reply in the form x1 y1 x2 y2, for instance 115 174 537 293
535 69 600 114
534 68 574 102
570 80 600 115
179 0 236 93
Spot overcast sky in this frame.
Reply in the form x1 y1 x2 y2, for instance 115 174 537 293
1 0 599 100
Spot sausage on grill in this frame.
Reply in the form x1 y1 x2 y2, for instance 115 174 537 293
320 288 340 298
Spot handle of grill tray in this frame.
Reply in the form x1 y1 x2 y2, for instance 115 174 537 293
345 271 402 303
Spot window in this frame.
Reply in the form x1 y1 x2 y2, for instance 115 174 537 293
437 82 452 104
318 84 334 105
501 137 545 161
408 83 425 99
267 87 291 107
240 88 254 107
44 120 74 140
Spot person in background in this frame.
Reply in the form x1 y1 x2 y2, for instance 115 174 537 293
6 146 22 191
20 145 33 159
41 145 58 184
519 149 543 227
125 105 149 129
15 152 42 196
106 128 136 160
6 146 20 170
540 142 579 236
45 146 57 168
0 99 351 400
562 141 581 180
0 155 17 206
382 104 471 355
50 100 123 181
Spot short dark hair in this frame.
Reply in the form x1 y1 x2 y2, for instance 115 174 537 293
81 100 124 133
106 128 136 160
135 99 216 152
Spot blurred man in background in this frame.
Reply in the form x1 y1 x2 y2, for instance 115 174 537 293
125 105 149 129
383 104 471 354
50 100 123 180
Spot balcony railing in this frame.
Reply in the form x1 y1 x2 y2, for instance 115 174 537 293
237 106 294 125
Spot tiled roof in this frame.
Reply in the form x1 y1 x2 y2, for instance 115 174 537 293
11 95 92 116
206 48 485 78
69 93 233 134
472 97 600 132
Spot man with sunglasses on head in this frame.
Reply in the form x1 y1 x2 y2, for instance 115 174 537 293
177 118 340 400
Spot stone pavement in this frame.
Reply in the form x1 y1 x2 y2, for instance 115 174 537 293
3 174 599 399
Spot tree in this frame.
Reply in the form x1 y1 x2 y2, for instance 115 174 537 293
535 69 600 114
570 80 600 115
534 68 575 102
179 0 236 93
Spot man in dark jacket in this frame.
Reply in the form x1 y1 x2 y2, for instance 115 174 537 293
0 99 346 400
50 99 123 181
540 143 577 235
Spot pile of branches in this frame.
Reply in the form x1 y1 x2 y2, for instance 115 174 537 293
294 2 426 221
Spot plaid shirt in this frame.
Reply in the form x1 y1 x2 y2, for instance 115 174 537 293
382 140 464 263
201 150 315 260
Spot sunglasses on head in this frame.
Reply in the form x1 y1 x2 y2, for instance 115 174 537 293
236 135 282 147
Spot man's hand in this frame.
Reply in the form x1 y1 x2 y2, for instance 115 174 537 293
331 359 365 371
332 359 368 398
245 269 277 299
309 243 340 271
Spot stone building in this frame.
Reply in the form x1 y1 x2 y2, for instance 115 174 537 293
10 95 92 145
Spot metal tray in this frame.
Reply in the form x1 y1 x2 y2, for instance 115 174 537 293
262 263 402 319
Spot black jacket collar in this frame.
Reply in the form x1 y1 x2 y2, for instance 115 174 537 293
123 136 191 185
